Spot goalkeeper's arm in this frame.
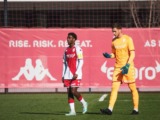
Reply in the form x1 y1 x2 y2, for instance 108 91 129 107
121 50 135 75
127 50 135 64
110 53 115 58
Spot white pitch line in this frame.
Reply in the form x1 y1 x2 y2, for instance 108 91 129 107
98 94 108 102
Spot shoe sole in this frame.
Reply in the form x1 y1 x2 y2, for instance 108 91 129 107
65 114 76 116
100 109 112 115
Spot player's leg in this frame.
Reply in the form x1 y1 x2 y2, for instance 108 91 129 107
71 80 88 114
100 67 122 115
125 65 139 115
71 87 88 114
128 82 139 115
65 87 76 116
100 81 121 115
63 80 76 116
108 81 121 111
109 68 122 112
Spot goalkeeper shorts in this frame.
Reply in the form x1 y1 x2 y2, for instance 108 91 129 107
112 65 135 83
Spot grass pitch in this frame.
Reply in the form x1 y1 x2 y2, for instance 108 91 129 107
0 92 160 120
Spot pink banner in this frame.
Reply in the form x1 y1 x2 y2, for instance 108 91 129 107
0 28 160 88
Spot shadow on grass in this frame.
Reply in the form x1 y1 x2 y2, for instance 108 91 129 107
85 112 101 115
20 111 101 115
20 112 66 115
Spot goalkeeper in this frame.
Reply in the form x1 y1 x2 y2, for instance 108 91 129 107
100 23 139 115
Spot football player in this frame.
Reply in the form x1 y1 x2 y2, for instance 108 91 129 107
100 23 139 115
62 32 88 116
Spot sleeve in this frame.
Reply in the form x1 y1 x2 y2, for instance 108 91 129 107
111 42 116 58
75 46 84 74
111 44 115 54
76 46 83 59
128 37 135 51
62 51 67 77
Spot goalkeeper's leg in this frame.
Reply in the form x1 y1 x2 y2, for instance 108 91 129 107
108 81 121 111
128 83 139 112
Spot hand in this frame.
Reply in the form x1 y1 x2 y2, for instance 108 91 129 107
62 77 64 83
103 53 111 58
121 63 130 74
72 74 78 80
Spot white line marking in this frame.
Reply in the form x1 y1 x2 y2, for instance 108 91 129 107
98 94 108 102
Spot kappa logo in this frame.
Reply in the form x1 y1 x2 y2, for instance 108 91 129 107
101 60 160 80
12 58 57 81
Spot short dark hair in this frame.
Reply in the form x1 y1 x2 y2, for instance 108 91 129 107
68 32 77 40
112 23 122 29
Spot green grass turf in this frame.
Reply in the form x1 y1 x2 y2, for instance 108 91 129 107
0 92 160 120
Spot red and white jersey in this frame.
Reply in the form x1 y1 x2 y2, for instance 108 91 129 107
62 45 83 80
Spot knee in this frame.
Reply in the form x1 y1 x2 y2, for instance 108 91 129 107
112 82 120 91
71 89 77 95
129 83 137 91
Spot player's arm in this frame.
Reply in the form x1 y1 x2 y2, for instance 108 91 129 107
62 53 67 82
110 53 115 58
73 59 83 79
127 50 135 64
110 44 116 58
121 37 135 74
73 46 83 79
103 44 115 58
127 37 135 64
75 59 83 75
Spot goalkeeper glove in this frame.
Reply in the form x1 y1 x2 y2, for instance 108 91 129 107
121 63 130 74
103 53 111 58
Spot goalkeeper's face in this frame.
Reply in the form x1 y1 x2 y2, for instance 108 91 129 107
112 28 122 38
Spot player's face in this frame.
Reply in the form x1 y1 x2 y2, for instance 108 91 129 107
112 28 121 38
67 35 75 46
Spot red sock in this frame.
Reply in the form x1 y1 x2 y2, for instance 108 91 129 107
78 96 83 101
68 98 74 103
